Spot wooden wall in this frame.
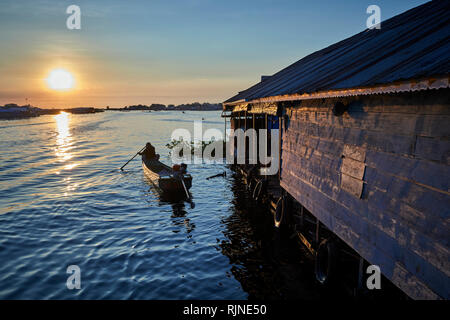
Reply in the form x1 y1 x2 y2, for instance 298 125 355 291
280 89 450 299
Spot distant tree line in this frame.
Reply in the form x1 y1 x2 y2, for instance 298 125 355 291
120 102 222 111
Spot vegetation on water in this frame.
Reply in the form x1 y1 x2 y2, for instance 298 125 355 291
166 138 226 158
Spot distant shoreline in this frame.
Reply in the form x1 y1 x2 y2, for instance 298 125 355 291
0 106 104 120
106 109 221 112
0 102 222 120
109 102 222 112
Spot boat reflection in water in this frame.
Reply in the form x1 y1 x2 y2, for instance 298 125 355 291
143 173 195 235
168 201 196 235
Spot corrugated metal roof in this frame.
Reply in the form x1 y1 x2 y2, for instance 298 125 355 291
238 76 449 105
224 0 450 104
232 104 248 112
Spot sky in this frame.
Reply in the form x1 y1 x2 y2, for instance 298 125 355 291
0 0 428 108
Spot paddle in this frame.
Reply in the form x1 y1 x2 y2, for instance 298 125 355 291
120 146 146 171
206 171 226 180
181 178 195 209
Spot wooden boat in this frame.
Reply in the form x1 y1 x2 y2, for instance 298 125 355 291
142 154 192 194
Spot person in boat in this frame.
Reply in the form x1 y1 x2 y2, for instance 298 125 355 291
172 163 188 179
172 164 182 179
140 142 159 160
180 163 187 174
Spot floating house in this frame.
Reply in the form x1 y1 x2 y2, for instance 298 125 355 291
222 0 449 299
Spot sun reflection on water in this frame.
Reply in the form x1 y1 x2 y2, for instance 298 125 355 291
53 112 79 195
54 112 73 162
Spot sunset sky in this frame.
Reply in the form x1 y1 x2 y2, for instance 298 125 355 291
0 0 426 108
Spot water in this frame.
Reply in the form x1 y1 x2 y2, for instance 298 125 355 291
0 111 326 299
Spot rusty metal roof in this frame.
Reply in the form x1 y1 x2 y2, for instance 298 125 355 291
224 0 450 105
248 102 278 115
232 104 249 112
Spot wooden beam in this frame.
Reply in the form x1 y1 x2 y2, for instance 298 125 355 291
279 116 282 180
245 111 247 130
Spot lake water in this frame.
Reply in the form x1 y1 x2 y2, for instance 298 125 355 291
0 111 331 299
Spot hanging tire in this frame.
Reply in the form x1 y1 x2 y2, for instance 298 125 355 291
249 166 258 178
252 180 263 201
247 178 253 192
247 167 257 192
315 238 338 285
274 196 284 228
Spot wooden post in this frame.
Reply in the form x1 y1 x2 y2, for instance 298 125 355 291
279 116 282 180
357 257 365 296
238 112 240 129
300 206 304 229
253 113 257 165
245 110 247 130
315 218 320 248
244 110 247 165
265 113 269 181
224 116 227 153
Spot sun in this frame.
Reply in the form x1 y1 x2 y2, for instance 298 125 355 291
46 69 75 90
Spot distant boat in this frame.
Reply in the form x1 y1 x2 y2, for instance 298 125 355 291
142 154 192 194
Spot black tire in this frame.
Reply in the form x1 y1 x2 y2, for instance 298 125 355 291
315 238 338 285
247 179 253 192
249 166 258 178
253 180 263 201
274 196 284 228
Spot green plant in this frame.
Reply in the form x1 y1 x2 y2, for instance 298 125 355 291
165 138 225 158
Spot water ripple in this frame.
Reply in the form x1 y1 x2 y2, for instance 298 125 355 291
0 111 328 300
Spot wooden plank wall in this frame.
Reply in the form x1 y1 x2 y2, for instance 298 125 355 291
280 89 450 299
